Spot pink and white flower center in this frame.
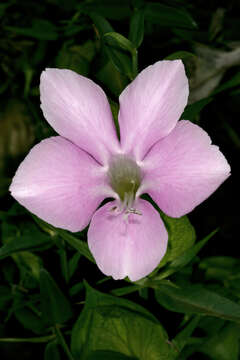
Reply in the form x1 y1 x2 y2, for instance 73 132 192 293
108 155 142 216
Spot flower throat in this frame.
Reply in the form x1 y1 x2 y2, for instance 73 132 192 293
108 155 142 210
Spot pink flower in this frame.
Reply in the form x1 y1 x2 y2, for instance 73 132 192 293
10 60 230 281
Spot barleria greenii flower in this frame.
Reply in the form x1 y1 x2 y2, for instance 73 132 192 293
10 60 230 281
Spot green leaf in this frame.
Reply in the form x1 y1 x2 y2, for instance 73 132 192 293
0 285 12 310
13 251 42 282
68 252 81 280
103 32 136 79
144 3 197 29
198 316 225 336
104 32 135 54
89 12 114 37
111 284 142 297
109 99 120 138
90 13 133 80
79 1 131 21
95 59 128 97
104 46 133 79
199 323 240 360
45 342 61 360
14 307 45 335
156 229 218 280
69 282 84 297
33 216 94 263
71 282 176 360
87 350 136 360
84 282 157 320
5 19 58 40
129 10 144 48
165 51 195 61
181 97 213 121
55 41 96 76
56 229 94 263
0 3 11 18
155 283 240 323
163 214 196 262
39 269 73 326
0 231 51 260
199 256 240 282
58 246 69 284
200 256 240 269
172 316 200 354
157 214 196 269
213 71 240 95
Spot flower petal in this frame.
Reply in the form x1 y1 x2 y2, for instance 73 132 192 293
88 199 168 281
141 120 231 217
118 60 189 160
10 136 111 232
40 69 120 164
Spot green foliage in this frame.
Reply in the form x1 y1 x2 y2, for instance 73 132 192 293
129 10 145 49
0 231 51 259
5 19 58 40
156 229 218 280
0 0 239 359
172 316 200 354
181 98 213 122
159 214 196 268
144 3 197 29
33 216 94 263
39 269 73 326
0 285 12 311
44 342 61 360
199 323 240 360
14 307 45 334
87 350 137 360
155 283 240 323
71 283 176 360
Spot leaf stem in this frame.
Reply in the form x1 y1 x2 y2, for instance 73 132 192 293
0 334 55 343
132 49 138 79
55 325 75 360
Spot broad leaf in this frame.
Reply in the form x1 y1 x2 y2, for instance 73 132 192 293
156 229 218 280
157 214 196 269
213 71 240 95
155 283 240 323
181 97 213 121
44 342 61 360
14 307 45 335
129 10 144 48
79 1 131 21
40 269 73 326
104 32 135 54
172 316 200 354
33 216 94 263
5 19 58 40
71 282 176 360
0 285 12 310
199 323 240 360
165 51 195 61
87 350 137 360
144 3 197 29
0 224 51 260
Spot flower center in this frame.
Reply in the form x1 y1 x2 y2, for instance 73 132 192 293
108 155 142 209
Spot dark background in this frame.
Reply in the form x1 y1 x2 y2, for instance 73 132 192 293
1 0 240 359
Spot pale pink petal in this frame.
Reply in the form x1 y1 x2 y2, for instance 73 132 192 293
118 60 189 160
141 121 231 217
40 69 120 164
10 137 111 232
88 199 168 281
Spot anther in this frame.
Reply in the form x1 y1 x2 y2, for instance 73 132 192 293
125 208 142 216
